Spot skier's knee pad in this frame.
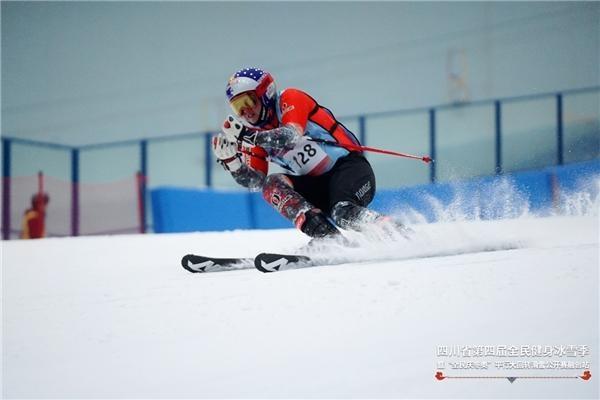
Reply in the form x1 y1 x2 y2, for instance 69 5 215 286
262 173 314 225
331 201 380 230
262 174 292 202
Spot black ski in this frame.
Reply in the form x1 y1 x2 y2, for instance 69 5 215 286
254 252 313 273
181 254 253 273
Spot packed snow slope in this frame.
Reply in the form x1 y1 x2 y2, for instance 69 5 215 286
2 214 599 399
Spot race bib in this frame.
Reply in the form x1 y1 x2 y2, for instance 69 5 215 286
281 138 329 175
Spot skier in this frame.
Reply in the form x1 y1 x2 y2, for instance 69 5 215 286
20 193 49 239
212 67 401 240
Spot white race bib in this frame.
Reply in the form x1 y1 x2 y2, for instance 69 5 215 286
281 137 329 175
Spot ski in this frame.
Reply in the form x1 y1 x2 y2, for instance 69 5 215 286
181 254 253 273
254 252 314 273
184 239 518 274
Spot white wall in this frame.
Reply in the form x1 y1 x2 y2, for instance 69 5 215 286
2 2 599 146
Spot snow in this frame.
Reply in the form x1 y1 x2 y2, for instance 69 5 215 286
2 213 599 398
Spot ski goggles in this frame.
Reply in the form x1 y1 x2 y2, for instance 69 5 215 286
230 92 258 116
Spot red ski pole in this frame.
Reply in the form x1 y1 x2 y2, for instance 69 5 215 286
38 171 44 195
344 143 432 164
230 135 433 164
309 138 433 164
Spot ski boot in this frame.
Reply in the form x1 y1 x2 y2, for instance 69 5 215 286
331 201 412 241
295 209 353 253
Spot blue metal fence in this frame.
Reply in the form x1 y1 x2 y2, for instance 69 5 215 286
2 86 599 239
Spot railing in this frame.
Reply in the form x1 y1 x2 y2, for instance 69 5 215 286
2 86 599 239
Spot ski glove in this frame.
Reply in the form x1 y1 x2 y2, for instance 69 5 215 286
222 114 258 146
222 115 245 142
212 133 242 172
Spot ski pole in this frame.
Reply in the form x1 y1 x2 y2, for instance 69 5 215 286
229 136 433 164
308 138 433 164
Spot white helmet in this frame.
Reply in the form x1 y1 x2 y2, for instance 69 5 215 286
225 67 277 128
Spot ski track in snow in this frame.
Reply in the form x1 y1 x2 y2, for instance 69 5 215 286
2 215 599 399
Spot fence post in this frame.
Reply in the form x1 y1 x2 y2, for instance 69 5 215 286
358 115 366 145
71 148 80 236
429 109 436 183
205 132 213 188
495 100 503 174
2 138 11 240
556 93 564 165
139 140 147 233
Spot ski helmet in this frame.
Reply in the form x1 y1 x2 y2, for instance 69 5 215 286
225 67 277 128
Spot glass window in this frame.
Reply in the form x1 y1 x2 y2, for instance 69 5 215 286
80 144 140 182
436 104 495 181
366 112 430 188
563 91 600 164
79 144 140 235
502 98 556 172
11 142 70 179
148 136 206 188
